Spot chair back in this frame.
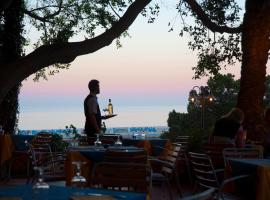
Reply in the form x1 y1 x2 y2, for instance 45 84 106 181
78 136 89 146
26 140 52 168
161 144 182 177
189 152 219 189
175 135 190 152
223 147 263 167
203 143 234 168
91 162 152 193
26 136 65 182
104 149 148 163
32 132 53 145
182 188 215 200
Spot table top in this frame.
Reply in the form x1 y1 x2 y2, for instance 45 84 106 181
229 158 270 167
0 185 146 200
68 146 144 162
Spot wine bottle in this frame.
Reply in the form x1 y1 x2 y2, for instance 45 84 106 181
108 99 113 115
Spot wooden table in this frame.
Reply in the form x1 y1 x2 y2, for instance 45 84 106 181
229 158 270 200
0 134 14 166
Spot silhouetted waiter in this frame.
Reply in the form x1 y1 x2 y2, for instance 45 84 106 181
84 79 102 137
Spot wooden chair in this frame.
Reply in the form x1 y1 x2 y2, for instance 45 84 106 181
149 143 182 199
175 136 190 151
91 162 152 193
78 135 89 146
31 132 53 144
174 135 192 184
26 135 66 183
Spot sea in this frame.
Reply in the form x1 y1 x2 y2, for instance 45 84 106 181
17 126 169 139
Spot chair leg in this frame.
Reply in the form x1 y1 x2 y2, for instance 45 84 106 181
184 157 193 186
192 181 199 193
7 159 13 180
165 176 174 200
174 172 182 198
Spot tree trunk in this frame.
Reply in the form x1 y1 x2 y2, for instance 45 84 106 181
237 0 270 141
0 0 23 134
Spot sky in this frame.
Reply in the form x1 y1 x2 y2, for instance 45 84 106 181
18 1 242 130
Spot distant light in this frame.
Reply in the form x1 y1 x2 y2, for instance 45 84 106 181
190 97 195 102
209 97 213 102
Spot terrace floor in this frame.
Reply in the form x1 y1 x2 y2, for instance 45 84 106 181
0 177 193 200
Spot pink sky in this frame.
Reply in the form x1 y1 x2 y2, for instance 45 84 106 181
18 2 243 129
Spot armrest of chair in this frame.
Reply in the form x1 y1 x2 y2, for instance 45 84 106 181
220 174 250 189
148 157 172 166
151 146 169 151
217 174 250 198
214 168 225 174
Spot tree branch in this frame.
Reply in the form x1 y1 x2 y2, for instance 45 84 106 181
0 0 152 103
23 0 62 23
109 2 121 19
184 0 242 33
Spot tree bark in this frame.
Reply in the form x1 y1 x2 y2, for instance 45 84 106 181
0 0 23 134
237 0 270 141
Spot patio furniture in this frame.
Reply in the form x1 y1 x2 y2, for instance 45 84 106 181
223 147 263 167
174 135 192 185
65 146 145 186
0 184 146 200
189 152 250 200
26 134 66 183
149 143 182 199
202 143 235 169
181 187 215 200
229 158 270 200
91 162 152 194
104 148 148 163
123 138 172 157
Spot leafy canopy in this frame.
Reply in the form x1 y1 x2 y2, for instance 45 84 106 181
22 0 160 80
175 0 242 78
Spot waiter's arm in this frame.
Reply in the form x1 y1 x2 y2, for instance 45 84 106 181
88 114 100 134
87 98 100 134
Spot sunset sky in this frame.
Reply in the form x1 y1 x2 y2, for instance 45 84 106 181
18 1 243 130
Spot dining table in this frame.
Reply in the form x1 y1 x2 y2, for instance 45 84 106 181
229 158 270 200
65 145 144 186
122 138 172 157
0 134 14 166
0 184 147 200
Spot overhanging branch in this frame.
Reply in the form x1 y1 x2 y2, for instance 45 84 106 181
184 0 242 34
23 0 63 23
0 0 152 103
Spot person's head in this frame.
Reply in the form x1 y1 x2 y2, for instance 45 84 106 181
264 107 270 123
224 107 244 124
88 79 100 94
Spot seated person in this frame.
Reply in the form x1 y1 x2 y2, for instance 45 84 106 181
209 107 246 147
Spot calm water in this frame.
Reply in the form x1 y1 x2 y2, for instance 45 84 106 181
18 105 186 130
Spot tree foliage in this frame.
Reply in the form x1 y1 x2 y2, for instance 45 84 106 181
163 73 270 148
22 0 159 80
162 73 240 150
176 0 242 78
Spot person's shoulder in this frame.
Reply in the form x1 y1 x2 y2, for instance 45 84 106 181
215 118 226 124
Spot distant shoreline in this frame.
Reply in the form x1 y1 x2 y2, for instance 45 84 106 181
18 125 169 136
